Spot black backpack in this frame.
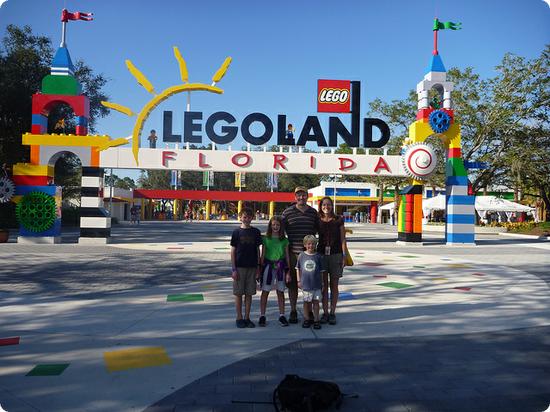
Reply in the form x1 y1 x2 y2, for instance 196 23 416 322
273 374 343 412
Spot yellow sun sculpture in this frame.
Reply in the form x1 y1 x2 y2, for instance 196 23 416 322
100 47 232 164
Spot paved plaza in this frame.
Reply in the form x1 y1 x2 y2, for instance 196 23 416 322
0 222 549 411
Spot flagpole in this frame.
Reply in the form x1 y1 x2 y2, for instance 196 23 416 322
433 17 439 55
60 21 67 47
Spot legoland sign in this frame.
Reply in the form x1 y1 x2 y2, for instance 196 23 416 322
160 80 390 149
100 79 405 176
100 147 408 176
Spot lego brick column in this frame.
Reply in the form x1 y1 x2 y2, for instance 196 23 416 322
12 164 61 244
79 167 111 244
445 146 475 244
397 185 423 243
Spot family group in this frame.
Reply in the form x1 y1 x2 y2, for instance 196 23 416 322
230 187 349 330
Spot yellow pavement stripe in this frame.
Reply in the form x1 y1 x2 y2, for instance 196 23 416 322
104 346 172 372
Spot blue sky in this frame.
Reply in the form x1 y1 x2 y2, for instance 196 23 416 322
1 0 549 179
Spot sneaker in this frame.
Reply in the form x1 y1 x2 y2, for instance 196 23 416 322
245 318 256 328
302 319 311 328
259 316 266 327
313 321 322 330
329 313 337 325
289 310 298 324
320 313 329 324
278 315 289 327
236 319 246 328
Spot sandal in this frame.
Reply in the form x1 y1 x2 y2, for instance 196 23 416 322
320 313 329 324
302 319 311 328
313 321 321 330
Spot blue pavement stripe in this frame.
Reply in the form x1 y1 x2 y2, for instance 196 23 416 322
447 214 476 224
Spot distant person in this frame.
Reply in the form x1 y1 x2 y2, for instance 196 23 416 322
230 207 262 328
258 216 290 327
148 129 158 148
130 206 139 224
1 163 10 178
317 196 348 325
296 235 324 329
282 187 320 324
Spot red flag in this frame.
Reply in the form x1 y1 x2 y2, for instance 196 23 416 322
61 9 93 23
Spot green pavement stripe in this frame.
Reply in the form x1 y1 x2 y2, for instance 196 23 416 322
399 255 418 258
26 364 69 376
377 282 413 289
167 294 204 302
413 265 426 268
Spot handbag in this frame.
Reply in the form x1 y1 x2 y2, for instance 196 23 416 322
343 245 353 266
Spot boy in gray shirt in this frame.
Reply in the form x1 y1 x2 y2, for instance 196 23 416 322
296 235 324 329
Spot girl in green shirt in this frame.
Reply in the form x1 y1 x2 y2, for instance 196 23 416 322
257 216 291 326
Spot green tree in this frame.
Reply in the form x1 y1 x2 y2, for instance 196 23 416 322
137 170 171 189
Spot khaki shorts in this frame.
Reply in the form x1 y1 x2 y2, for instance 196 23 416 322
233 267 257 296
322 253 344 279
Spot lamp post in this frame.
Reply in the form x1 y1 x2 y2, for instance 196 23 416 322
328 174 342 214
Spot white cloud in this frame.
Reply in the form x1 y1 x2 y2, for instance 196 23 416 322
543 0 550 8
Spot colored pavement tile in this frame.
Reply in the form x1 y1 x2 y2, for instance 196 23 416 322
447 263 472 268
378 282 413 289
26 364 69 376
373 275 388 278
361 262 385 267
338 292 355 301
166 247 185 250
214 247 230 250
0 337 20 346
167 293 204 302
413 265 426 269
104 347 172 372
399 255 419 258
454 287 472 291
472 273 486 276
432 277 448 281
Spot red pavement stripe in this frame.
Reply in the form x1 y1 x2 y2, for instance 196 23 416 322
166 247 185 250
472 273 485 276
0 337 20 346
373 275 388 278
454 287 472 291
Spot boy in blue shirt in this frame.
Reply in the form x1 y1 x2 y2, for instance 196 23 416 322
296 235 324 329
231 207 262 328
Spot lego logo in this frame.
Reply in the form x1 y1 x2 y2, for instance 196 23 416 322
318 88 349 104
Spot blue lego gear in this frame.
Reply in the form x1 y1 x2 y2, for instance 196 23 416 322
429 110 451 133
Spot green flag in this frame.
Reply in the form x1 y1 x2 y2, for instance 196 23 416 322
433 18 461 31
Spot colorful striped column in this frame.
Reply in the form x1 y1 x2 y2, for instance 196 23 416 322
397 185 423 243
445 147 475 244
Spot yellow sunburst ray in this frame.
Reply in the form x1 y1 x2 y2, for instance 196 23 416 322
125 60 156 95
101 101 135 117
173 47 189 83
211 57 232 85
96 137 131 152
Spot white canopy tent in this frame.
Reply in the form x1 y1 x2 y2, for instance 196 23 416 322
381 195 534 224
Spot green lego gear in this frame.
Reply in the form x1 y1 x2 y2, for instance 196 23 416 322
15 191 57 232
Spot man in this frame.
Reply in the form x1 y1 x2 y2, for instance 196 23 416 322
282 186 320 323
148 129 158 148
